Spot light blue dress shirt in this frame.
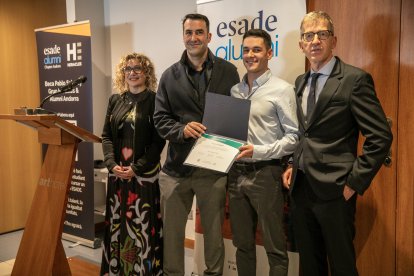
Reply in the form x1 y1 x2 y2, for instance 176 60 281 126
231 69 299 161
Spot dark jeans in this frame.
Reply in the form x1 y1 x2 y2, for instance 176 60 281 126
228 163 288 276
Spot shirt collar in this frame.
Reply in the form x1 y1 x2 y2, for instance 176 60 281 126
242 69 272 88
240 70 272 98
181 49 214 71
311 56 336 76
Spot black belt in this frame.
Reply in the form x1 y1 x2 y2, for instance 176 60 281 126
233 159 282 171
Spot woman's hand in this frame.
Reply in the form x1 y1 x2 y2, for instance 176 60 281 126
112 165 135 180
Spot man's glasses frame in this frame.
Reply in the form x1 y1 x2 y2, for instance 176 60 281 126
301 30 333 42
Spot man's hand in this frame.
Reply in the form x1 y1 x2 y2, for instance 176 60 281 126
282 166 292 189
236 144 254 159
343 185 356 201
183 122 206 139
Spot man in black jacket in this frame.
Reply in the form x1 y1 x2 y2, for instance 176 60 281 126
154 13 239 276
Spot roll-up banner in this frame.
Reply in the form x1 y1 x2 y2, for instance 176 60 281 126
194 1 306 275
35 21 98 248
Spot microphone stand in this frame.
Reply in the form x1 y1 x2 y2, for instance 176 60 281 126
14 86 81 115
14 76 87 115
33 89 68 115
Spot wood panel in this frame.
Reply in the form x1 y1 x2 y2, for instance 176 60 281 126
68 256 100 276
12 142 77 275
397 0 414 274
0 0 66 233
307 1 399 275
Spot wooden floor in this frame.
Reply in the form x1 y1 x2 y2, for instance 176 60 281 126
0 257 100 276
68 256 100 276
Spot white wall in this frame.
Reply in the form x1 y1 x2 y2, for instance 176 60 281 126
67 0 108 161
104 0 197 91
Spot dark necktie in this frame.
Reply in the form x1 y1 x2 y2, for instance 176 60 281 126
306 73 321 119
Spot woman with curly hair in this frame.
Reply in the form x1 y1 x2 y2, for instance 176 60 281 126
101 52 165 275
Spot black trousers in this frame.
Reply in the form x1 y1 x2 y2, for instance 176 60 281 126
291 170 358 276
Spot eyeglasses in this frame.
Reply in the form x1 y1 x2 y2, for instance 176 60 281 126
123 66 144 74
302 30 333 42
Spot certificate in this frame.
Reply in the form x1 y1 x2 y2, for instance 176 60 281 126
184 133 244 173
184 93 250 173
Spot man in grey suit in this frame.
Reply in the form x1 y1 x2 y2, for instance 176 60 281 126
282 11 393 276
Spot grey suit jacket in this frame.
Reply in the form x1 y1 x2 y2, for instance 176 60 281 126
291 57 393 200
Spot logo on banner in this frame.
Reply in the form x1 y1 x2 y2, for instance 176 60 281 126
67 42 83 67
43 44 62 69
214 10 279 61
42 42 84 69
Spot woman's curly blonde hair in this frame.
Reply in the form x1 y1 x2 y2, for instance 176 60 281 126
113 52 157 93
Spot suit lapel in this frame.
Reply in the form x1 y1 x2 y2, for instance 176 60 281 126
307 59 343 127
295 71 309 129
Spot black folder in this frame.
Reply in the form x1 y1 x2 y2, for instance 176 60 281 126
202 92 251 141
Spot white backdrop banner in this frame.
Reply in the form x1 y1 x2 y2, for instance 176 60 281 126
198 0 306 84
194 0 306 275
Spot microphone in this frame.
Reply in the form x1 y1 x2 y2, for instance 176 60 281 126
60 75 87 93
33 75 87 114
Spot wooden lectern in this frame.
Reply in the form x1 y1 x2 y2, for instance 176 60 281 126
0 114 101 276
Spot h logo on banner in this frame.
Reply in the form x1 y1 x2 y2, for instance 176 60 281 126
67 42 82 62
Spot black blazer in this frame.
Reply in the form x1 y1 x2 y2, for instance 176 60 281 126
290 57 393 200
102 90 165 176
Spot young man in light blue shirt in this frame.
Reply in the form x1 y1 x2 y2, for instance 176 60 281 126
228 28 299 276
